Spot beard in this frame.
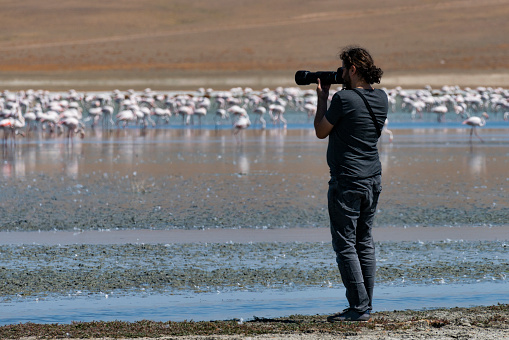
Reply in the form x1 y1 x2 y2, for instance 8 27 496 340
343 73 352 90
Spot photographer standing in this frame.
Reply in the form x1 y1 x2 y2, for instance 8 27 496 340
314 46 388 322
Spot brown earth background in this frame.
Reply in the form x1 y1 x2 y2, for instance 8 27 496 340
1 0 509 91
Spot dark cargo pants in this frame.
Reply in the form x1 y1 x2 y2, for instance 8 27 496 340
328 175 382 313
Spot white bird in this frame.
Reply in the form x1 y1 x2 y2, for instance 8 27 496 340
152 107 172 125
178 105 194 125
382 118 393 142
0 105 25 144
194 107 207 125
463 112 488 142
431 105 448 122
58 117 85 142
87 106 103 128
233 115 251 143
252 106 267 129
303 103 317 119
116 110 136 128
268 104 287 128
214 109 229 129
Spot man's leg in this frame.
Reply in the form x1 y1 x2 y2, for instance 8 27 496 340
328 179 370 313
356 175 382 311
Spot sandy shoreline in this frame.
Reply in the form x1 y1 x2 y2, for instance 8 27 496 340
2 305 509 340
0 71 508 91
0 226 508 245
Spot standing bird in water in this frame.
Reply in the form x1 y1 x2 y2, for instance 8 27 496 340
382 118 393 143
463 112 488 142
232 110 251 143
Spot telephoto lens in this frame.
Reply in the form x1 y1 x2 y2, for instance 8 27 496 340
295 68 344 86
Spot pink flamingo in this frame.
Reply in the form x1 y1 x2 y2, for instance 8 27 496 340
431 105 448 122
303 103 317 120
87 105 103 128
253 106 267 129
268 104 287 128
152 107 172 125
463 112 488 142
58 117 85 143
0 107 25 144
116 109 136 128
214 109 229 129
194 107 207 125
233 115 251 143
178 104 194 125
382 118 393 142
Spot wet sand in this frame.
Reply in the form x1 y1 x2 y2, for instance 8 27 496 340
1 127 508 232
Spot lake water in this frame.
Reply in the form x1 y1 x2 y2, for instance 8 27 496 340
0 108 508 325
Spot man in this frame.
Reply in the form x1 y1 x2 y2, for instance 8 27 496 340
314 46 388 322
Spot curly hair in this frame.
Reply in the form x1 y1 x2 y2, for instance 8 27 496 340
339 46 383 84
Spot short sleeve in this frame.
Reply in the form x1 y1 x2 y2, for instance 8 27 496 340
325 92 343 126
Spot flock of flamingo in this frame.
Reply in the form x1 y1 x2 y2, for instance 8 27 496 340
0 84 507 145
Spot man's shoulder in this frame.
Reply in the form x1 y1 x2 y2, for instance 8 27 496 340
332 90 356 103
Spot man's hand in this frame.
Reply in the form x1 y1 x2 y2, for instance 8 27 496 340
317 78 331 100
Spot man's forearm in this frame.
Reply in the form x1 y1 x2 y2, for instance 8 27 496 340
314 95 328 131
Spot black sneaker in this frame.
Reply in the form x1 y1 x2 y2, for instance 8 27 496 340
327 308 371 322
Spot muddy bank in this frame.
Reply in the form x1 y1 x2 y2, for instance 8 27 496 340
1 304 508 340
0 171 506 232
1 240 507 298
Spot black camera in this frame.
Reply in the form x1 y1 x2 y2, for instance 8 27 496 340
295 67 345 86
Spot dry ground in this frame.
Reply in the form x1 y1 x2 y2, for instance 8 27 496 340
1 0 509 90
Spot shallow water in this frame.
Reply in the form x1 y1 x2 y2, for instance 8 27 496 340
0 125 508 231
0 120 508 325
1 282 508 325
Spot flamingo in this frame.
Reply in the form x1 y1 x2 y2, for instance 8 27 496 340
431 105 448 122
58 117 85 142
463 112 488 142
194 107 207 125
0 106 25 144
24 110 38 131
152 107 172 125
116 109 136 128
86 105 103 128
268 104 287 128
139 106 156 127
214 109 229 129
40 110 61 133
101 105 115 128
253 106 267 129
382 118 393 142
303 103 317 120
0 118 16 143
233 114 251 143
177 105 194 125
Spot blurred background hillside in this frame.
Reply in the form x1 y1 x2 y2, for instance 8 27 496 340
1 0 508 90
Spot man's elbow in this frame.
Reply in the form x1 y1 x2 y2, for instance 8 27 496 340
314 129 328 139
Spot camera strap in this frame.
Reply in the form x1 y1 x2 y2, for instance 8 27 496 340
352 89 382 138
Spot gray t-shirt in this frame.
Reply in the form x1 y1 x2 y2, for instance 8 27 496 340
325 88 388 179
